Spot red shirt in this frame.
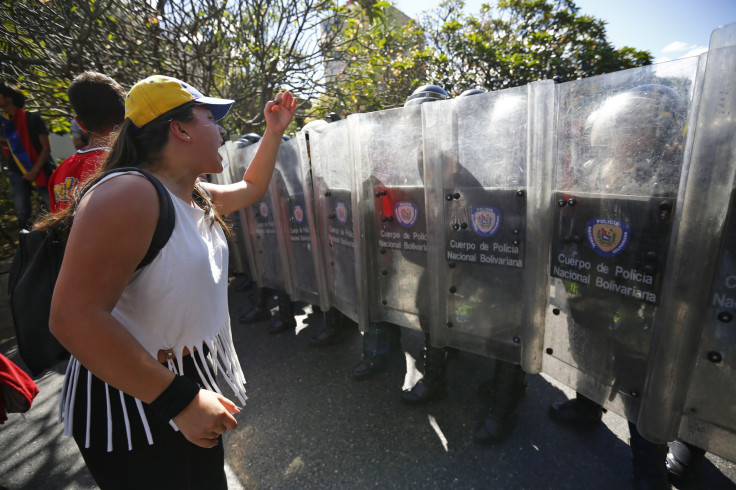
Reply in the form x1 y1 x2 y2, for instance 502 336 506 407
48 147 107 213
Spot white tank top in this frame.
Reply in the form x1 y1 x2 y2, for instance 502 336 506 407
59 172 247 450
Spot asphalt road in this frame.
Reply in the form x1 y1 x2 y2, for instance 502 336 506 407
1 278 735 489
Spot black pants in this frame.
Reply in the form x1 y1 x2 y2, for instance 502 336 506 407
71 356 227 490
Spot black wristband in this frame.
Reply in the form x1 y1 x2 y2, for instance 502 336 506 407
148 375 200 422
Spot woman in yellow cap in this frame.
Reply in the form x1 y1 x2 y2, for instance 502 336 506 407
49 75 296 488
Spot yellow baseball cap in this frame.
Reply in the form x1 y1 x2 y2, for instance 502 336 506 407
125 75 234 128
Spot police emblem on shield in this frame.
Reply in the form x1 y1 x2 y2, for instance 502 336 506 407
293 204 304 224
586 218 631 258
335 201 348 226
394 201 418 228
259 201 269 218
470 207 501 237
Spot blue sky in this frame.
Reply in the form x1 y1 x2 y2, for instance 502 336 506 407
392 0 736 62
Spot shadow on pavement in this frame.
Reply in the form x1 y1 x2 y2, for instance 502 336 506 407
0 279 734 489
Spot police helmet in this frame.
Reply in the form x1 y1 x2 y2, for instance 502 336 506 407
404 84 449 107
590 84 686 150
303 119 329 133
240 133 261 143
235 133 261 148
458 88 485 97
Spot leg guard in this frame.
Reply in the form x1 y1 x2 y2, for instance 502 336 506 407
238 287 272 323
269 292 296 334
352 322 398 380
473 360 526 445
401 335 447 405
309 308 350 347
629 422 668 490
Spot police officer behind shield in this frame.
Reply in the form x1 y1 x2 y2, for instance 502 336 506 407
232 133 264 292
238 134 299 334
352 84 448 380
547 84 705 489
445 88 528 446
352 85 527 445
302 115 361 347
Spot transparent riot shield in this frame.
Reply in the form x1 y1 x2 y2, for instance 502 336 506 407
308 120 358 319
241 142 292 294
423 86 529 362
541 56 702 425
215 140 247 275
349 105 432 332
228 140 260 283
274 136 324 306
668 185 736 461
636 23 736 459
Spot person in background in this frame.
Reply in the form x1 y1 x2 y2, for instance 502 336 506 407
48 71 126 213
548 84 703 490
0 82 55 229
70 118 89 150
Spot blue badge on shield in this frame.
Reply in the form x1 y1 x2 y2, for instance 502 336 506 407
586 218 631 257
470 207 501 237
394 201 418 228
336 201 348 225
293 204 304 224
259 201 269 218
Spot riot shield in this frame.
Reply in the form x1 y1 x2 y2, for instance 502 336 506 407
541 56 701 426
215 140 248 275
241 142 292 293
635 23 736 459
349 104 432 332
668 185 736 461
274 136 325 306
308 120 358 320
423 86 529 362
227 139 261 283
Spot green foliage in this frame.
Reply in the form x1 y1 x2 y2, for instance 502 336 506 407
0 0 655 256
1 0 163 131
415 0 653 93
1 0 652 124
314 0 652 116
0 0 383 135
313 3 429 117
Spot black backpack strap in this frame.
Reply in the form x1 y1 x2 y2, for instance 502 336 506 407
83 167 175 270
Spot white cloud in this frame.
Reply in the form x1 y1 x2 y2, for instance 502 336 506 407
684 46 709 57
658 41 708 62
663 41 694 53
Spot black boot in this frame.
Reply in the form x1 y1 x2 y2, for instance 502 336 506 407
352 322 398 380
401 338 447 405
548 392 604 427
269 292 296 334
352 356 387 380
235 276 254 291
310 308 349 347
239 306 270 323
239 287 271 323
304 305 322 325
473 361 526 445
666 440 705 484
629 422 669 490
